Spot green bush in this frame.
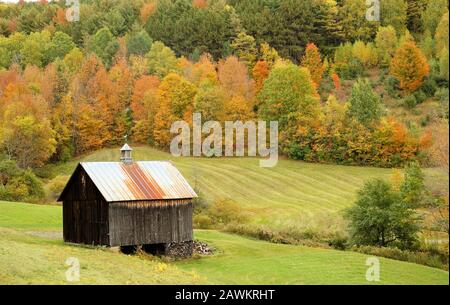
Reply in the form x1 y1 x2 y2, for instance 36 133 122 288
378 69 388 83
328 233 350 250
420 115 431 127
353 245 448 271
33 166 55 180
346 179 421 250
420 78 438 97
385 75 401 98
435 88 449 118
46 175 69 201
206 199 249 226
413 90 427 104
429 58 441 80
347 78 382 126
193 214 213 229
193 197 250 229
192 190 208 214
225 213 348 249
435 87 449 101
0 159 45 202
335 59 364 80
421 243 449 264
403 94 418 109
225 223 339 248
319 76 334 100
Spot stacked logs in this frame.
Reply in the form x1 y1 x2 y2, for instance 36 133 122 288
193 241 214 255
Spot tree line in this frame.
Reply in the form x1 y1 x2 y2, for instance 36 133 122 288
0 0 448 175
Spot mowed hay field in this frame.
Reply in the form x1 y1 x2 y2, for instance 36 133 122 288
0 202 448 285
45 146 402 227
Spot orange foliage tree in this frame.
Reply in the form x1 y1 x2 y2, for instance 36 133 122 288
182 54 217 86
140 1 157 24
53 7 68 26
131 75 160 121
218 56 255 103
300 43 325 88
331 72 341 91
0 74 56 168
69 55 114 154
192 0 208 9
131 75 160 144
371 117 420 165
109 59 134 143
390 41 429 93
252 60 269 95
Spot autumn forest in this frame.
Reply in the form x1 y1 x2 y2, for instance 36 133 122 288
0 0 448 203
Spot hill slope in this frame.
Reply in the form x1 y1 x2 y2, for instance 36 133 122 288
0 202 202 284
0 202 448 284
45 146 399 227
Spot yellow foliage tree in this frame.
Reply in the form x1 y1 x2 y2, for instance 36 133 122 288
154 73 197 148
224 95 254 122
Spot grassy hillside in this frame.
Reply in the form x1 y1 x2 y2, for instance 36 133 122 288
44 146 399 226
178 230 449 285
0 201 203 284
0 201 448 285
44 146 447 232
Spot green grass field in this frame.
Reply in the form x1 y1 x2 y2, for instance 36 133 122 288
0 201 448 285
44 146 447 232
0 201 202 284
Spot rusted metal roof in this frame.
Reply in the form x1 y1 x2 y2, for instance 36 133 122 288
78 161 197 202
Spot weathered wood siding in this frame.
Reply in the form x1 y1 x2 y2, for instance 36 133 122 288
63 199 109 245
61 165 194 247
62 166 109 245
108 200 193 247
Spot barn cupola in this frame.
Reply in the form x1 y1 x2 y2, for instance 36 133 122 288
120 143 133 164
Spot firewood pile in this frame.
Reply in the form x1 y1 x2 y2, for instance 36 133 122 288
193 241 214 255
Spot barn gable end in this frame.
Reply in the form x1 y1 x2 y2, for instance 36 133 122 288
58 164 106 202
60 165 109 245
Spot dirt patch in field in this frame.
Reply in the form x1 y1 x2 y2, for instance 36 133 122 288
26 231 62 240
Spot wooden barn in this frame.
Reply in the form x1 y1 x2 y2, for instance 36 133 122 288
58 144 197 255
